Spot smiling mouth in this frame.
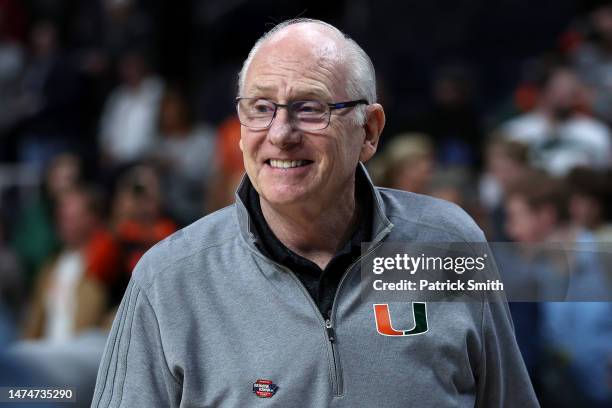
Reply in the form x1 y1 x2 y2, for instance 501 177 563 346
267 159 313 169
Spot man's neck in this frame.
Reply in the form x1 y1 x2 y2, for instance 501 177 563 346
259 182 361 269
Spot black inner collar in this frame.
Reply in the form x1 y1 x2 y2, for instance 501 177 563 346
245 167 373 317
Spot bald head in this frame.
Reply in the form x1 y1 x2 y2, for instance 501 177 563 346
238 19 377 107
236 18 386 216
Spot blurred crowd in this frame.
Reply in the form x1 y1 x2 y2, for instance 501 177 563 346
0 0 612 406
370 5 612 406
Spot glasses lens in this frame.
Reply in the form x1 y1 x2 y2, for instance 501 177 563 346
290 100 329 130
238 98 275 128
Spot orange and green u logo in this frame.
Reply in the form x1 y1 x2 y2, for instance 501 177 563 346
373 303 428 336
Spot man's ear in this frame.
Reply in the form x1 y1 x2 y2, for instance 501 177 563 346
239 137 244 152
359 103 385 162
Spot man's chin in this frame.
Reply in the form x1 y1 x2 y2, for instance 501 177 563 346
260 187 312 207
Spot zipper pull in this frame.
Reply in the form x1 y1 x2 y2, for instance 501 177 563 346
325 319 336 343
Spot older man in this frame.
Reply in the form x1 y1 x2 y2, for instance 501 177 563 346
92 19 538 407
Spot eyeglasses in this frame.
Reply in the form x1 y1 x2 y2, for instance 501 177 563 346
236 97 369 131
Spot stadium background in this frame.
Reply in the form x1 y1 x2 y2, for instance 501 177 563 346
1 0 612 406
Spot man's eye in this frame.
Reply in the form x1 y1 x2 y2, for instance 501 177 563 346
295 102 325 115
253 102 274 113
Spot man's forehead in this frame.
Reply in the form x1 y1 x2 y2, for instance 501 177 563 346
255 23 344 69
249 82 330 98
244 24 347 96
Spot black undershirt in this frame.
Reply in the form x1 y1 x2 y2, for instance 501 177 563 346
246 169 373 319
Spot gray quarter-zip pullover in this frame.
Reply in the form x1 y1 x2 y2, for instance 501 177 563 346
92 164 539 407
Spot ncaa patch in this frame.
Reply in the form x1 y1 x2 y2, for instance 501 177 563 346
252 379 278 398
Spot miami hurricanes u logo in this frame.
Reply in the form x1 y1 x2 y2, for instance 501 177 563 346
373 303 428 336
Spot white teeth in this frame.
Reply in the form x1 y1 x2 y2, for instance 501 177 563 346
269 159 308 169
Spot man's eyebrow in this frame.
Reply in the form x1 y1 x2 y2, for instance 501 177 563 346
245 85 332 101
292 90 332 100
249 84 275 94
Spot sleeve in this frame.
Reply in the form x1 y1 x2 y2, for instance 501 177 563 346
474 300 540 407
91 279 182 408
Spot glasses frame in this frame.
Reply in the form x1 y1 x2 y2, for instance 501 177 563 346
235 97 369 131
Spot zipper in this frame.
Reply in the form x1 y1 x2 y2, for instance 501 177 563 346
323 239 388 396
249 231 391 397
270 262 345 396
325 319 336 343
324 317 341 396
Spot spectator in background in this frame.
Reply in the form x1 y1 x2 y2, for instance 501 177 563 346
428 167 474 209
566 167 612 240
17 20 83 173
566 167 612 289
368 132 435 194
572 3 612 126
505 171 612 407
148 87 216 226
11 153 82 284
369 132 483 221
23 185 120 341
72 0 159 157
565 167 612 291
204 115 244 213
500 64 611 176
110 165 176 304
479 137 530 240
98 50 164 170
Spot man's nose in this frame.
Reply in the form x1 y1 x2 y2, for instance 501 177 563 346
268 108 301 148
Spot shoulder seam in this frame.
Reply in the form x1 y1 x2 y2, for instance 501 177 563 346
138 235 237 293
377 188 482 239
388 214 480 243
